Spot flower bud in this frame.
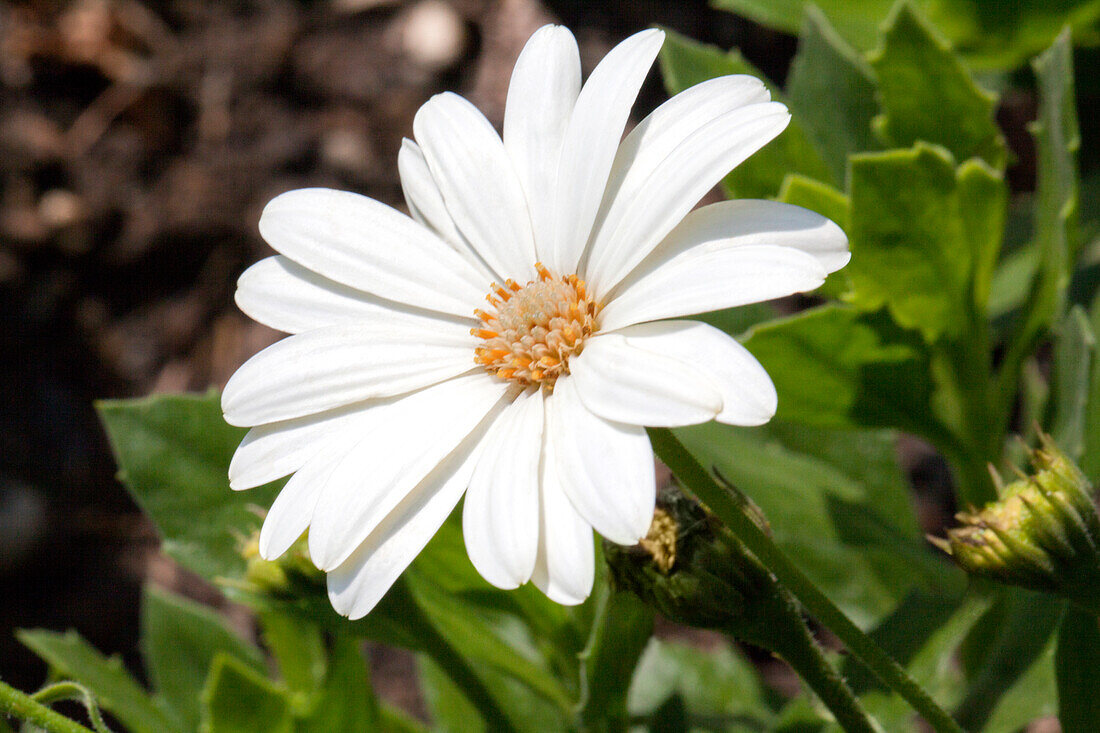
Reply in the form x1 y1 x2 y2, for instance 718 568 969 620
241 531 325 600
603 482 792 647
934 435 1100 612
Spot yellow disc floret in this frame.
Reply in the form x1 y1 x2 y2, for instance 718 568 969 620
473 263 600 389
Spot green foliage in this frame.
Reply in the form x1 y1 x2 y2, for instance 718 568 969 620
847 146 1005 342
141 587 266 732
16 629 180 733
97 392 281 582
200 655 293 733
869 4 1006 169
712 0 1100 70
1056 604 1100 732
674 418 957 627
784 6 879 182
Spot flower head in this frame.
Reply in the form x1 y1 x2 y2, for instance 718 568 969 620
934 436 1100 611
222 25 849 619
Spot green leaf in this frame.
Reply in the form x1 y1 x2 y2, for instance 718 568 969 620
714 0 1100 70
1048 306 1095 459
405 571 574 719
200 654 293 733
954 588 1063 731
673 418 949 626
1056 604 1100 733
260 612 326 698
1030 28 1082 323
627 639 775 727
658 28 833 197
576 590 653 727
418 656 484 733
96 392 280 582
980 634 1057 733
854 591 991 730
869 3 1006 169
999 29 1081 418
712 0 888 51
142 587 266 732
847 145 1006 342
786 6 879 181
298 635 382 733
743 306 941 439
16 629 181 733
1082 290 1100 481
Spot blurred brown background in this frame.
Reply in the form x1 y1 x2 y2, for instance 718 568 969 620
0 0 811 708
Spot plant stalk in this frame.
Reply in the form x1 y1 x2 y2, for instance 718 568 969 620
0 679 97 733
647 427 965 733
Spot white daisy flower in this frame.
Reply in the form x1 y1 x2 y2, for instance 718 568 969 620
222 25 849 619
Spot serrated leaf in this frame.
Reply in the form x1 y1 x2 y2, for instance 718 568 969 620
786 6 879 181
16 629 181 733
96 392 280 582
999 30 1082 420
658 28 833 197
713 0 1100 70
1048 306 1095 459
847 145 1006 342
142 587 266 732
1056 604 1100 733
200 653 293 733
870 3 1006 169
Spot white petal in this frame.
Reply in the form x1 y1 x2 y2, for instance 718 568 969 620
309 373 508 571
531 425 595 605
398 140 497 282
413 93 536 282
398 138 463 246
615 199 850 296
548 376 655 545
502 25 581 259
569 333 721 427
545 28 665 275
326 409 493 619
258 188 487 318
258 435 355 560
599 244 828 332
584 75 768 279
228 400 388 490
236 255 470 335
462 389 543 589
586 102 791 294
613 320 777 426
222 320 477 427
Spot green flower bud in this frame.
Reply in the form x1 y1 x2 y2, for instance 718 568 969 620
934 435 1100 612
241 531 325 600
604 483 792 648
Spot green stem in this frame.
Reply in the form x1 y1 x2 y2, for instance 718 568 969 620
766 618 876 733
648 427 964 733
0 679 96 733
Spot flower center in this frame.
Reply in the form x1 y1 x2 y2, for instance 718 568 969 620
473 263 600 389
